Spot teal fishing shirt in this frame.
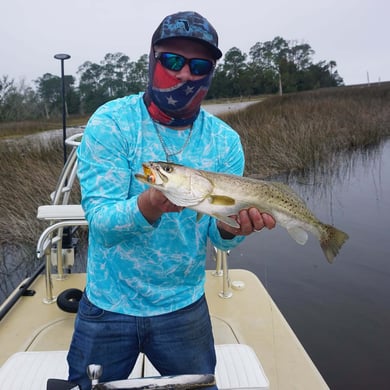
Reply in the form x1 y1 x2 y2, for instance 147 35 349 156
77 93 246 316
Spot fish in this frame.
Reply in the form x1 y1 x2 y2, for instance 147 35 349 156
94 374 216 389
135 162 349 263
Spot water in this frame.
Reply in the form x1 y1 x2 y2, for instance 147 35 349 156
220 140 390 389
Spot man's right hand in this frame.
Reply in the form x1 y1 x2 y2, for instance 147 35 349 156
137 188 183 224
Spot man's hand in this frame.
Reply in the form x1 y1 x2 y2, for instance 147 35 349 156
217 208 276 237
138 188 183 224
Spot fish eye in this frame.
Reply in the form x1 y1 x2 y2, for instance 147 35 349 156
163 165 173 173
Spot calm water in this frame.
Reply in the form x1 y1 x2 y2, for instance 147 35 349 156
1 139 389 389
215 141 390 389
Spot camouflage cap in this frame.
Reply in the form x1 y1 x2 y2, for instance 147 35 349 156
152 11 222 59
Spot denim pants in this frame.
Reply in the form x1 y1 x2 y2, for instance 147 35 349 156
67 292 217 390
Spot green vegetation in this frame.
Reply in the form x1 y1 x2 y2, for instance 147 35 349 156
0 85 389 254
0 36 342 123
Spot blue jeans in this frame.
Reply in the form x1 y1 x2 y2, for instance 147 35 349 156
67 292 217 390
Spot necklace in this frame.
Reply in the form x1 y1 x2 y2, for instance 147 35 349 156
153 122 193 162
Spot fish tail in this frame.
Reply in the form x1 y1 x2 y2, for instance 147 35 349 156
320 224 349 263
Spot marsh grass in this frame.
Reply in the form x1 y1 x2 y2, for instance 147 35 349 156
0 85 389 251
0 115 88 139
0 137 80 248
219 85 390 176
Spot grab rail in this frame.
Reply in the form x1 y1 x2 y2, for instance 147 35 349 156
36 133 86 303
37 219 88 303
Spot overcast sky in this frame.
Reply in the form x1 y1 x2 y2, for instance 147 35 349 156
1 0 389 87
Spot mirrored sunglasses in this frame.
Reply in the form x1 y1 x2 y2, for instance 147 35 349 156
155 52 214 76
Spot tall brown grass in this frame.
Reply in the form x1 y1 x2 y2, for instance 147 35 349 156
0 85 389 251
220 85 390 176
0 138 66 246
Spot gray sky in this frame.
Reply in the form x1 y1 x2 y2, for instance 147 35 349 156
1 0 389 87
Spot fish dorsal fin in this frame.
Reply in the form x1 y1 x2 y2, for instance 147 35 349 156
287 227 308 245
270 181 307 206
208 195 236 206
269 181 293 190
270 181 299 196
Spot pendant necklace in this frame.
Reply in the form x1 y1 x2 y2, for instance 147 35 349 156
153 122 193 162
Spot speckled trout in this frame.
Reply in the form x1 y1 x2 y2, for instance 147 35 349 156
135 162 349 263
94 373 215 389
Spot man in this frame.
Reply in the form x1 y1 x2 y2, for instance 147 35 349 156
67 11 275 389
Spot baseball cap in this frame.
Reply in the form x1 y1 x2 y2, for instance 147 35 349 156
152 11 223 59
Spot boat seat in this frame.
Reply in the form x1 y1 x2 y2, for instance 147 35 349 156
37 205 85 220
216 344 269 389
0 351 143 390
0 345 269 389
144 344 269 390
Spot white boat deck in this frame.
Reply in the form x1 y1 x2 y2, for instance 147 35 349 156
0 269 329 389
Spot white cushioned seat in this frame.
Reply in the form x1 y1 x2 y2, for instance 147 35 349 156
0 351 69 390
215 344 269 389
37 205 85 220
0 351 143 390
0 345 269 389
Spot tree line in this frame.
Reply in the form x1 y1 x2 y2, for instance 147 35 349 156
0 36 343 122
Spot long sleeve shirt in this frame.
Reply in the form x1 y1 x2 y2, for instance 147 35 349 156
77 92 246 316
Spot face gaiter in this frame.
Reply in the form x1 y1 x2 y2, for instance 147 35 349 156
143 48 213 127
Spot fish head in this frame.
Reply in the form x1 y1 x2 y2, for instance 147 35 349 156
135 161 187 187
135 162 213 207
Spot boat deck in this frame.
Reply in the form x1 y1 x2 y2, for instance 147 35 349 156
0 269 328 389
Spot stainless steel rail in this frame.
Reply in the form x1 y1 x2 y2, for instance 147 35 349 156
37 220 88 303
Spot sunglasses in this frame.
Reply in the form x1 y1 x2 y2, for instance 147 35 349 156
155 52 214 76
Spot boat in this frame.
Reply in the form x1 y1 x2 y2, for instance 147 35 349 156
0 132 329 389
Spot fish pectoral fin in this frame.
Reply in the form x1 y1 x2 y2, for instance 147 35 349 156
209 195 236 206
214 214 240 229
287 227 308 245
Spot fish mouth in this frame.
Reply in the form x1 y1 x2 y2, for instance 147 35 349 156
142 163 156 183
136 162 168 185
